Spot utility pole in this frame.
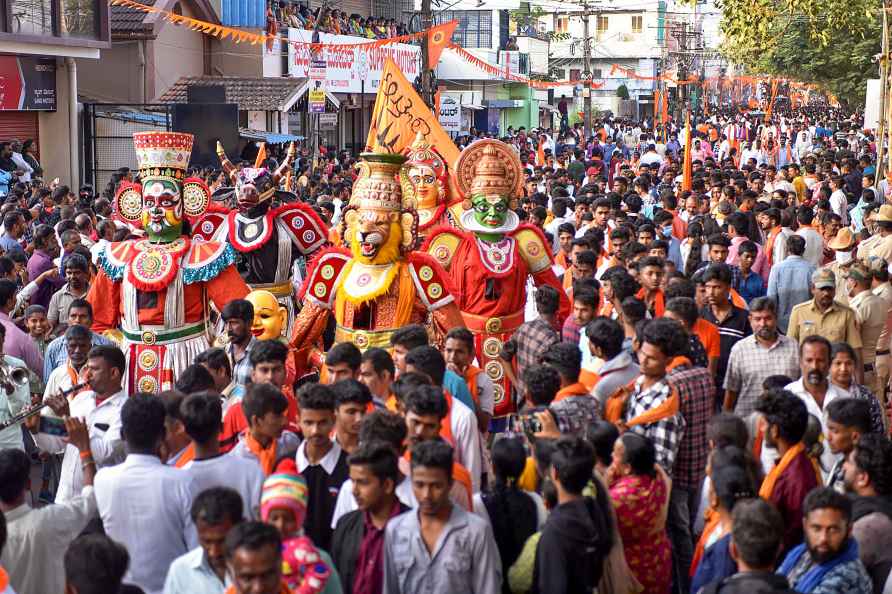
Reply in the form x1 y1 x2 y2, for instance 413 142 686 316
877 1 889 186
582 1 592 140
420 0 434 109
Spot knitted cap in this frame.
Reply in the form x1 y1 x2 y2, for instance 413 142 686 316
261 458 308 527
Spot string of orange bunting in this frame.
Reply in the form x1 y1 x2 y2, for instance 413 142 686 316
106 0 823 93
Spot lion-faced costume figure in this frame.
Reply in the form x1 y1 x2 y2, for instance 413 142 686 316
288 152 465 375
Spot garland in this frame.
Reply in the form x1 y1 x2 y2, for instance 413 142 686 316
447 43 605 89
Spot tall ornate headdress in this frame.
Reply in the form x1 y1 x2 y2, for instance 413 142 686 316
114 131 211 225
454 139 523 208
342 153 418 253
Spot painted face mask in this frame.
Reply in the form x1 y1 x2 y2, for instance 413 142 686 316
141 178 184 240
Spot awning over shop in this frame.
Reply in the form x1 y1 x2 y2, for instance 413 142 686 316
239 128 305 143
539 104 559 113
462 103 485 110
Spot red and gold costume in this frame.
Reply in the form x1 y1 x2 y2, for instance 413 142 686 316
423 140 570 416
399 132 456 237
88 132 250 394
289 153 465 374
193 142 328 334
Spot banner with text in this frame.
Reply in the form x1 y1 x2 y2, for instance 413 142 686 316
438 93 461 133
0 56 56 111
288 29 421 95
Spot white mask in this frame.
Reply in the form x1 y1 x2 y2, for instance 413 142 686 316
835 250 853 265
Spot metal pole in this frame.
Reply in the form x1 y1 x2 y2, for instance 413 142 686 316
421 0 433 108
877 2 889 187
582 3 592 140
360 79 365 153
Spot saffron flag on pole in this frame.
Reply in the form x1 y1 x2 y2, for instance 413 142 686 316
366 58 459 164
427 20 458 69
682 110 693 191
366 57 462 211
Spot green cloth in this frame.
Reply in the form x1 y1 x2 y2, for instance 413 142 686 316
508 532 541 594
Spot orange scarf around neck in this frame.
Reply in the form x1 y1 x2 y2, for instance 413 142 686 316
690 510 723 577
553 382 590 403
604 378 679 428
244 432 278 476
758 442 821 500
174 443 196 469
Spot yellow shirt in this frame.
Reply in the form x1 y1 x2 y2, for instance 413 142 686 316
787 299 863 348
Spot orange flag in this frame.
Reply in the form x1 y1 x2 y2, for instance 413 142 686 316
682 111 693 191
427 20 458 69
366 58 461 203
654 90 662 125
254 142 267 168
367 58 459 163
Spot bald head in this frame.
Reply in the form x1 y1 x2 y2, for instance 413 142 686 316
75 214 93 233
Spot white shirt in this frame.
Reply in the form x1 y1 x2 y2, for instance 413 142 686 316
182 453 265 520
449 396 483 493
830 190 849 225
784 378 848 478
1 486 96 594
32 389 127 503
10 152 31 182
163 546 228 594
95 454 198 594
796 227 824 267
330 475 417 529
296 438 343 474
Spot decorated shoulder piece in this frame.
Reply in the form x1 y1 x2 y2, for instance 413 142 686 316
181 240 238 285
192 210 228 243
407 251 456 310
511 223 555 274
421 224 469 269
299 246 351 309
274 202 328 255
96 240 138 282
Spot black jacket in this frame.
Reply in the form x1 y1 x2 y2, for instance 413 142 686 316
330 502 410 594
699 571 797 594
531 496 612 594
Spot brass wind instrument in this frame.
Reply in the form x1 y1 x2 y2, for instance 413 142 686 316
0 382 87 431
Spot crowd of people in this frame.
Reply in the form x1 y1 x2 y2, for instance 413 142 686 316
0 100 891 594
270 3 408 39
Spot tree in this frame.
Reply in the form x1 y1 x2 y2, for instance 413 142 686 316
738 15 880 108
617 84 630 100
714 0 875 60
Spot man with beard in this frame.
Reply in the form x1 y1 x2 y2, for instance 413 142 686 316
778 488 872 594
785 335 851 476
842 433 892 592
788 269 863 383
755 389 822 555
222 299 256 394
723 297 801 417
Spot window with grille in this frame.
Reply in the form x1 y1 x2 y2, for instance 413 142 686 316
434 10 492 48
596 16 608 32
555 14 569 33
631 15 642 34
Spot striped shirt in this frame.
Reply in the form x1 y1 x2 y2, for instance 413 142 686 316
700 305 752 401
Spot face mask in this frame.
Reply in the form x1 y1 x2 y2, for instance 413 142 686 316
835 250 853 264
661 225 673 237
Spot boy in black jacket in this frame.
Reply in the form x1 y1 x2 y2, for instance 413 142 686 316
532 436 612 594
331 440 409 594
